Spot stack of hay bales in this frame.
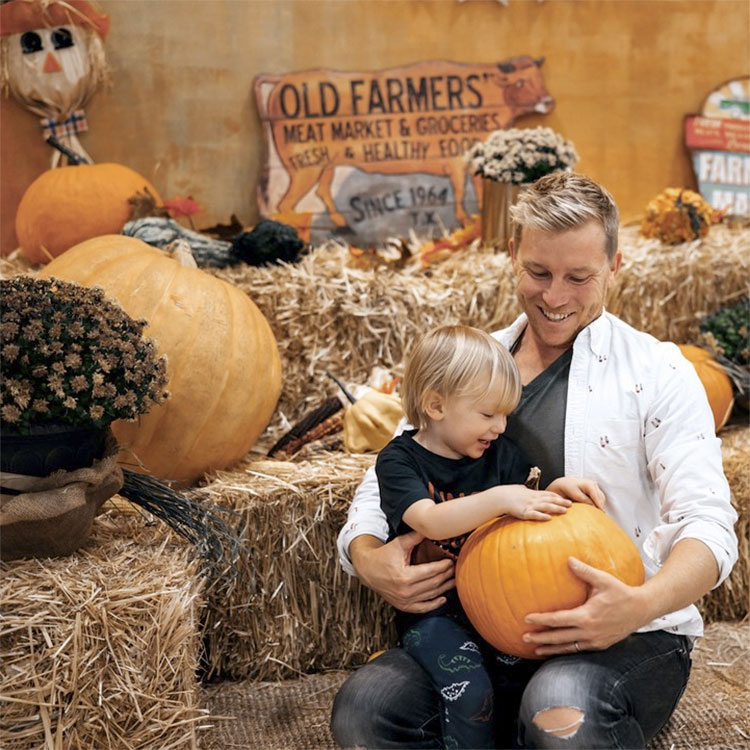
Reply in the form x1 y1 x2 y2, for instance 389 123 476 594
1 220 746 729
213 223 748 434
195 221 748 680
0 512 205 749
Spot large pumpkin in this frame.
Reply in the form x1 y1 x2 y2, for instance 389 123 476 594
678 345 734 432
41 235 281 484
456 504 645 659
16 163 162 264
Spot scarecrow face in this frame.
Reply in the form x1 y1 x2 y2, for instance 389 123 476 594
6 23 93 117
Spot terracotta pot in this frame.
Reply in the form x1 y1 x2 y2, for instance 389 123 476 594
480 180 524 251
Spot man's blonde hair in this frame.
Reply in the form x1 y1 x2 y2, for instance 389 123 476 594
510 172 619 259
402 325 522 429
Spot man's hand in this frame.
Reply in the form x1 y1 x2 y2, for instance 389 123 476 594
521 556 646 656
350 532 455 614
547 477 606 509
522 538 720 657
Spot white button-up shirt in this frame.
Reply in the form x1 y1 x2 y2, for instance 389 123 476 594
336 311 738 637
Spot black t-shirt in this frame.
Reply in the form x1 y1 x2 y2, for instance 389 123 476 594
376 429 532 631
376 429 532 550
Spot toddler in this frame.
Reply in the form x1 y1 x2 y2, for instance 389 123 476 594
376 324 604 749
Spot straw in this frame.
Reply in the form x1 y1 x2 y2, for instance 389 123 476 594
0 512 206 750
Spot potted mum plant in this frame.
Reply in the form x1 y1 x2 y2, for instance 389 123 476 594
1 275 168 475
466 126 579 249
1 275 240 572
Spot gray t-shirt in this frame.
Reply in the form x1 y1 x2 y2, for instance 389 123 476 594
504 343 572 488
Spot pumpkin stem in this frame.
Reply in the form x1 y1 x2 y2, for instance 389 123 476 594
524 466 541 490
165 239 199 268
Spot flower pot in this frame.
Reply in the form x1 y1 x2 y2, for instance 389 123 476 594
0 425 121 560
480 180 524 251
0 422 109 477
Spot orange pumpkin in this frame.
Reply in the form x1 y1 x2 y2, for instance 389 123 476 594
16 163 162 264
678 345 734 432
456 504 645 659
41 235 281 484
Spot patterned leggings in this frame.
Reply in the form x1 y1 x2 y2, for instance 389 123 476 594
401 614 495 750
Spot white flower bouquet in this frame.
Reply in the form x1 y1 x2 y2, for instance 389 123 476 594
467 126 579 184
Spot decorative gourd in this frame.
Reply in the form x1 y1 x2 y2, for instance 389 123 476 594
456 504 645 660
343 390 403 453
678 344 734 432
639 187 714 244
123 217 234 267
40 235 281 484
16 163 162 264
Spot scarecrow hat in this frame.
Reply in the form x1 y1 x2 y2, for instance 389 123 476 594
0 0 109 40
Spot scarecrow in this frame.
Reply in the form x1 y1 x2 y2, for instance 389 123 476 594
0 0 109 166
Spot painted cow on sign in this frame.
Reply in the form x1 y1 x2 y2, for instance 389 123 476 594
256 56 554 229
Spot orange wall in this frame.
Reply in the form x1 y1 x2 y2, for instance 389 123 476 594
2 0 748 253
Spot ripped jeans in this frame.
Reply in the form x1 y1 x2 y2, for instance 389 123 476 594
330 630 691 749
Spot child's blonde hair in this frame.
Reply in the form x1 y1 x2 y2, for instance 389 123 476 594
402 325 522 429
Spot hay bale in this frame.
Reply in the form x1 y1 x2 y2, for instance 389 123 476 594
700 425 750 623
212 241 516 443
198 425 749 681
607 224 748 345
212 223 748 440
198 453 395 681
0 510 206 750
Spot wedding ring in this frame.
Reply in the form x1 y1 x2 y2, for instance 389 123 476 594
574 641 581 652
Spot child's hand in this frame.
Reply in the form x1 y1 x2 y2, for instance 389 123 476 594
502 486 572 521
547 477 606 510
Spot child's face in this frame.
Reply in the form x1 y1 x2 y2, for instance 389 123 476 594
425 382 510 460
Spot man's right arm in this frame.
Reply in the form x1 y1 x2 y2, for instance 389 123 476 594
336 458 455 613
337 464 390 575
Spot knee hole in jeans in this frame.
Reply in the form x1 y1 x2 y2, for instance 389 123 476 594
533 706 585 739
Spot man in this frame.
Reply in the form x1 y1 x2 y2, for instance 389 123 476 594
331 172 738 748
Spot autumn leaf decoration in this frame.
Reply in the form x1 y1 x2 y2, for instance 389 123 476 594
128 191 204 228
163 196 203 228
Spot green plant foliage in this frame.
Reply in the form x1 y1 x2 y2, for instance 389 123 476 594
700 297 750 366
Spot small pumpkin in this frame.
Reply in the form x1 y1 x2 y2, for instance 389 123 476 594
343 390 403 453
456 504 645 659
678 344 734 432
16 163 162 263
41 235 281 484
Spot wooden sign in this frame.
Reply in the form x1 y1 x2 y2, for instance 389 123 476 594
254 57 554 246
685 77 750 217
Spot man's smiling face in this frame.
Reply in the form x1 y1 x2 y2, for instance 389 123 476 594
510 220 622 354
